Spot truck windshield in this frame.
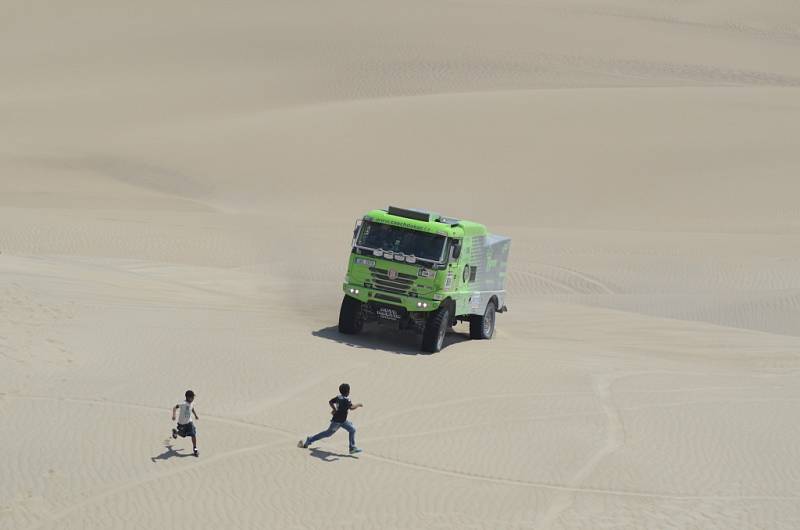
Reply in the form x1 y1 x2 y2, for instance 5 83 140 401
357 221 447 262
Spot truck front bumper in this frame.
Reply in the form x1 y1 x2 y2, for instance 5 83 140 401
343 283 440 313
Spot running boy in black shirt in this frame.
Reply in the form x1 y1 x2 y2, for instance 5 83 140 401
300 383 363 454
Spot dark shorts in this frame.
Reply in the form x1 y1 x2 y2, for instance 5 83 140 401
177 422 197 437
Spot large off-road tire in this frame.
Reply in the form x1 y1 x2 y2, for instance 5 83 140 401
469 300 496 340
422 305 451 353
338 295 364 334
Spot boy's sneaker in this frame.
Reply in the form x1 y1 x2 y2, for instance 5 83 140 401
172 428 178 439
349 447 362 455
193 448 199 457
298 437 310 449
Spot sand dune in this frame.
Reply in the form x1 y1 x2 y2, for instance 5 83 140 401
2 0 800 528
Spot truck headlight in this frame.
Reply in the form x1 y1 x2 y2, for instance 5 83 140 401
349 288 360 295
416 301 428 308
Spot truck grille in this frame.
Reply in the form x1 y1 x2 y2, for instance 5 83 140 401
369 267 416 296
374 293 403 304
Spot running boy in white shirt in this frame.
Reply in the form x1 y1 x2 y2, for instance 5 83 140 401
172 390 200 456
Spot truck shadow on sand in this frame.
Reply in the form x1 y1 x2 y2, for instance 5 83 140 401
312 325 469 355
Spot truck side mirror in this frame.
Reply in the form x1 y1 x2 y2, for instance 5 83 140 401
451 242 462 260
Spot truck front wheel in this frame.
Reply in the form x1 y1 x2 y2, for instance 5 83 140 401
422 306 451 353
470 300 496 340
338 295 364 334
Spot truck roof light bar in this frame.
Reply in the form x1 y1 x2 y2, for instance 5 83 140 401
387 206 432 222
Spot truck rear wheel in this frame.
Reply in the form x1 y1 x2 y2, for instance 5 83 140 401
422 306 451 353
338 295 364 334
470 300 496 340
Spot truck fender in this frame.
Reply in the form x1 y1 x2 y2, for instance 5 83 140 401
438 297 457 326
487 295 499 312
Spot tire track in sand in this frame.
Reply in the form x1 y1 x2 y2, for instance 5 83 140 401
9 392 798 530
360 451 797 501
26 437 291 530
5 394 296 437
3 395 296 530
533 373 625 529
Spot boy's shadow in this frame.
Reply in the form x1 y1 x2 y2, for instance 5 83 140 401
308 447 358 462
151 440 193 462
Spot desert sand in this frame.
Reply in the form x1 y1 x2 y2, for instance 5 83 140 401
2 1 800 528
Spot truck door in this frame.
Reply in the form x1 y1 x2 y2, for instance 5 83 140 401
455 236 473 316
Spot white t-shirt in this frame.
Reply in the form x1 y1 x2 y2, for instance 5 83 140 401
177 401 194 425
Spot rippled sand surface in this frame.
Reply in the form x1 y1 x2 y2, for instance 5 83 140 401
2 1 800 528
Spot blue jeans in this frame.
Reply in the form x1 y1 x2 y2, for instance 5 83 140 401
307 420 356 449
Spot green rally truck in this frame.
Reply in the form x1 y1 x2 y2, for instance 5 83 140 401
339 206 511 352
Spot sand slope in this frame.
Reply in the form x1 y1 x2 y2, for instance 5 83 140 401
2 1 800 529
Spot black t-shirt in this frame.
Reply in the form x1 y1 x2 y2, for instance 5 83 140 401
330 395 351 423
